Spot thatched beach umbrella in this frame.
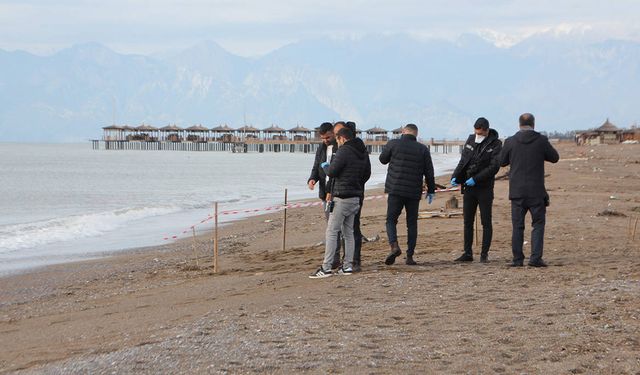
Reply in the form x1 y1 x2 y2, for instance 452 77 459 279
102 124 124 140
210 124 236 142
262 124 286 140
159 124 183 141
365 126 389 141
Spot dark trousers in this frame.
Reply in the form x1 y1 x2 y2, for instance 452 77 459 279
386 194 420 256
462 186 494 256
511 198 546 263
353 196 363 265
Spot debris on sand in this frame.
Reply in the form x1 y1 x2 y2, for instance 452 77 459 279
597 209 627 217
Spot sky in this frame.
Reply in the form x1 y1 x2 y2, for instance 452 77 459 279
1 0 640 56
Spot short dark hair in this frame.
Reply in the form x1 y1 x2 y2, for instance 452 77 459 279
473 117 490 130
319 122 333 134
519 113 535 128
345 121 356 133
404 123 418 133
336 127 354 140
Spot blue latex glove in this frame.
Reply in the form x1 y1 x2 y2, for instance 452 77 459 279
465 177 476 186
320 161 330 169
427 193 435 204
450 178 458 186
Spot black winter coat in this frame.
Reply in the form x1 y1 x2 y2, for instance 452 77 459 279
500 129 560 200
379 134 435 200
325 138 371 198
308 140 338 200
451 129 503 189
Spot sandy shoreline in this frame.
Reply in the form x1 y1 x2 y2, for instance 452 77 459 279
1 143 639 374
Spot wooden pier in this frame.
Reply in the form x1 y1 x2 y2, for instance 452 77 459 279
93 124 464 154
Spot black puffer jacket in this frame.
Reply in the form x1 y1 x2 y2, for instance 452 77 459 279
308 140 338 200
325 138 371 198
379 134 435 200
500 129 560 200
451 129 502 189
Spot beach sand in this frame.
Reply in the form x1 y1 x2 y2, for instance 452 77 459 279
1 143 639 374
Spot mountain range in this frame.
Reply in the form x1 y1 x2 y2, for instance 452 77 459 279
1 34 639 142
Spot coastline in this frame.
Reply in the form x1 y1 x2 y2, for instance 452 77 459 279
1 143 639 373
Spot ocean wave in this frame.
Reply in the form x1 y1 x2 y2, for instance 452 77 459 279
0 205 185 253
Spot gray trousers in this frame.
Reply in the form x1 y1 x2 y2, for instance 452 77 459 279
323 197 360 271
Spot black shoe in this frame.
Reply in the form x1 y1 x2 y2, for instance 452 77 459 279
405 255 417 266
528 259 548 267
480 254 489 263
455 254 473 262
352 262 362 273
509 260 524 267
385 250 402 265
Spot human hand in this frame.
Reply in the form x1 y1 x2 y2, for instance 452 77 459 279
465 177 476 186
427 193 435 204
325 193 332 202
308 180 316 190
450 178 458 186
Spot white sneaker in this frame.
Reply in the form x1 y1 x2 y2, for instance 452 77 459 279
309 267 333 279
337 267 353 275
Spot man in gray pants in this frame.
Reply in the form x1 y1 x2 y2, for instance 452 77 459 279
310 127 371 278
500 113 559 267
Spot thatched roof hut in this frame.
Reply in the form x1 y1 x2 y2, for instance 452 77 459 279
262 125 286 133
210 125 236 132
159 125 183 132
185 125 209 132
236 125 260 133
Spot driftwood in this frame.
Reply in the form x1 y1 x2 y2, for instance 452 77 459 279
418 209 463 219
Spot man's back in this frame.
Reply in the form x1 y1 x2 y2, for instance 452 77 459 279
501 130 559 199
380 134 435 200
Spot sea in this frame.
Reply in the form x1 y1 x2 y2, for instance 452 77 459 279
0 143 460 275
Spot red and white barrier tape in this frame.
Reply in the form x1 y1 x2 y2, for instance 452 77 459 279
162 186 459 241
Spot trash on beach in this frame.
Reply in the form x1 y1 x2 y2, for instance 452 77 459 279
363 234 380 243
597 209 626 217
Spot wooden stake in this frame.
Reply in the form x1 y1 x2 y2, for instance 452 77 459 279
283 188 288 251
214 202 219 273
191 227 199 268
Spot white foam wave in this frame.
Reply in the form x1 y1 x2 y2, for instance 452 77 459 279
0 205 184 253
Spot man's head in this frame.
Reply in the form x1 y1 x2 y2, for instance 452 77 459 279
473 117 490 137
402 123 419 136
335 127 354 146
333 121 346 135
318 122 334 145
519 113 535 129
345 121 357 134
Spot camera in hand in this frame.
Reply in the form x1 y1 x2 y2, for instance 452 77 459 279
325 200 335 213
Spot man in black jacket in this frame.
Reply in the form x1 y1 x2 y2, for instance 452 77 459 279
309 127 371 278
379 124 435 266
500 113 559 267
334 121 366 272
451 117 502 263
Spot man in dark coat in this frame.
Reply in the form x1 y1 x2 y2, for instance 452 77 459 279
309 127 371 278
451 117 502 263
333 121 367 272
308 122 341 266
379 124 435 266
500 113 559 267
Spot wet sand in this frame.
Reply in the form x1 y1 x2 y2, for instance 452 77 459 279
1 143 639 374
